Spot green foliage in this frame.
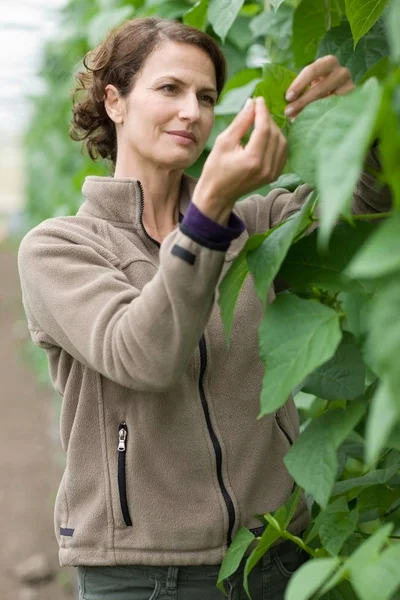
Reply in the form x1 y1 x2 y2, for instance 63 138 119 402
24 0 400 598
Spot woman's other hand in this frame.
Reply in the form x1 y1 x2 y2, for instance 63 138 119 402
284 55 355 120
192 96 287 225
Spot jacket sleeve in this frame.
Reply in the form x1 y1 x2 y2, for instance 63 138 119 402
235 145 392 234
18 219 226 393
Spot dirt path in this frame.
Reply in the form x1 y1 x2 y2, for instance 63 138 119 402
0 244 76 600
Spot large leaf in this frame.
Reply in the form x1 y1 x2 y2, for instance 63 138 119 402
365 275 400 392
279 221 377 295
387 0 400 62
346 213 400 279
345 0 390 46
346 213 400 277
285 402 365 507
208 0 246 42
87 6 134 46
243 506 286 596
183 0 208 30
317 19 390 84
286 558 340 600
302 332 365 401
289 78 383 246
215 79 261 115
216 527 255 593
292 0 341 68
365 380 399 465
259 294 342 416
218 234 266 345
253 64 297 128
332 464 400 496
306 497 359 556
319 524 393 596
247 193 314 308
350 535 400 600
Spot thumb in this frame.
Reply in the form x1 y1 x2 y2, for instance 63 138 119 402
225 98 255 141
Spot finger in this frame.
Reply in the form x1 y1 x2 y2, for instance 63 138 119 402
285 55 340 102
270 127 287 177
245 96 272 156
223 98 255 143
335 81 356 96
284 68 351 117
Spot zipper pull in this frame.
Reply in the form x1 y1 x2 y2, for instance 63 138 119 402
118 426 127 452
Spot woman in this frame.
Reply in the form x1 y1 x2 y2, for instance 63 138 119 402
18 16 390 600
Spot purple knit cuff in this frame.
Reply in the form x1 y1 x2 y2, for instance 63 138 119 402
180 202 245 251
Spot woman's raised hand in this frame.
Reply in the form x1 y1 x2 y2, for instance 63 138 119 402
192 96 287 226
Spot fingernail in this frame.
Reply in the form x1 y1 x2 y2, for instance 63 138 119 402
244 98 253 110
284 105 295 116
286 90 295 102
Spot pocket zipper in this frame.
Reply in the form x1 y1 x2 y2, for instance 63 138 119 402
275 411 294 446
118 423 132 527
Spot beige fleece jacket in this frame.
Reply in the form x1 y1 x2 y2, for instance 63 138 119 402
17 148 390 567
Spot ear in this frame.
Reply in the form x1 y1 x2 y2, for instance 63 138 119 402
104 84 125 124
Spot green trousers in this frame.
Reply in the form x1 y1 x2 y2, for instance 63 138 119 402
77 539 308 600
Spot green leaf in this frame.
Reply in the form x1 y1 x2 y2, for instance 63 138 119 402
357 485 400 515
183 0 208 30
253 64 297 128
350 533 400 600
345 0 390 46
271 0 285 11
332 465 400 496
285 402 365 507
386 0 400 62
215 79 261 115
378 86 400 207
308 498 359 556
365 381 399 465
247 193 314 308
243 519 283 596
218 234 266 345
301 332 365 401
319 524 393 596
226 16 253 52
292 0 341 68
317 19 390 84
279 221 378 295
220 69 262 98
87 6 134 46
208 0 246 42
289 78 383 246
340 292 373 343
346 213 400 279
216 527 255 593
365 275 400 391
359 57 391 84
286 558 340 600
259 294 342 416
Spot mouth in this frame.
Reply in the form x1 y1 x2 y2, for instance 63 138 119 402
166 131 197 143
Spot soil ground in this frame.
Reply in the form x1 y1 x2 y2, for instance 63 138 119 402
0 243 76 600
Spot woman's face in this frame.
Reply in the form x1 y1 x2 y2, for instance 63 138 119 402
110 41 218 170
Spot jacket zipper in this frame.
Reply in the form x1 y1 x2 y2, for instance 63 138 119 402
275 411 294 446
118 423 132 527
139 183 236 546
199 336 236 547
138 181 161 248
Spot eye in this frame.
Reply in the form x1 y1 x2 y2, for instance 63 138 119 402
160 84 178 93
200 94 216 106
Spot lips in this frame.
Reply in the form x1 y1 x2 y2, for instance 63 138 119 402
167 130 197 142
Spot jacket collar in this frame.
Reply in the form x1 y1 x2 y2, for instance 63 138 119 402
78 173 198 227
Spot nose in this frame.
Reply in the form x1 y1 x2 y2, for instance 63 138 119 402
178 93 201 123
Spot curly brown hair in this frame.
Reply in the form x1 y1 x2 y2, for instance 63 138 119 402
70 17 227 166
